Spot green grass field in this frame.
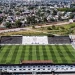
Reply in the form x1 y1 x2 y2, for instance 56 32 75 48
0 45 75 64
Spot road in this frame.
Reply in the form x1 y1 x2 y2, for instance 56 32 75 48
0 22 70 34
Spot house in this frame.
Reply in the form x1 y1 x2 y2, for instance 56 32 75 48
69 19 73 23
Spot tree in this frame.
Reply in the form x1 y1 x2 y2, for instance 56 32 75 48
50 18 56 22
9 12 14 16
52 25 56 29
52 10 57 15
57 8 75 12
66 29 73 34
27 16 31 24
27 16 37 24
32 25 35 29
60 26 65 30
58 15 62 21
0 17 3 24
0 11 2 14
16 12 20 15
43 17 47 22
5 22 11 28
47 27 52 30
28 6 34 10
70 14 74 19
31 16 37 24
47 10 51 14
15 20 22 27
36 10 41 17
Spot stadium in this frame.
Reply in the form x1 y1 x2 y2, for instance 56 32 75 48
0 35 75 75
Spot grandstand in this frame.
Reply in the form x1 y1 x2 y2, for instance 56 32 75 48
0 62 75 74
0 36 71 45
1 36 22 45
22 36 48 45
48 36 71 44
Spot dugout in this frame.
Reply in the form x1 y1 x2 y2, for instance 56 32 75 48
21 60 53 65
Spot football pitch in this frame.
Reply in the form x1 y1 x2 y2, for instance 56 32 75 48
0 45 75 64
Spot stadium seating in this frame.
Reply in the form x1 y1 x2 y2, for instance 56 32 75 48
48 36 71 44
22 36 48 45
1 36 22 44
0 36 71 45
0 65 75 73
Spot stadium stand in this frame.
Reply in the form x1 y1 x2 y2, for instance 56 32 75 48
48 36 71 44
22 36 48 45
1 36 22 44
0 36 72 45
69 35 75 49
0 63 75 74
